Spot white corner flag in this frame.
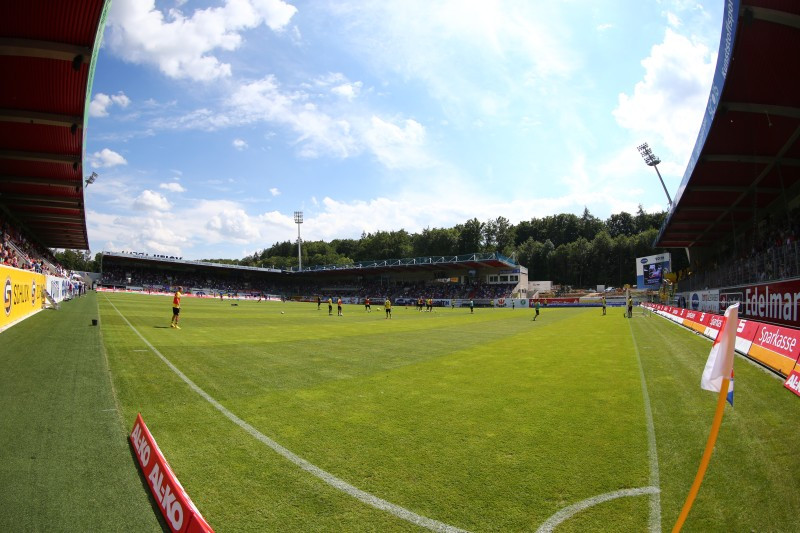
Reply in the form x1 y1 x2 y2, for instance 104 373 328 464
701 302 739 405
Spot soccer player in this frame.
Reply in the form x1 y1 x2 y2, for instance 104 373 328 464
532 300 540 321
384 297 392 319
337 297 343 316
602 295 607 316
171 286 184 329
627 296 633 318
327 297 333 316
317 295 321 310
469 299 474 314
365 297 371 312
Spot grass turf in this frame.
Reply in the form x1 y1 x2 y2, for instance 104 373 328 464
3 292 799 531
0 292 162 532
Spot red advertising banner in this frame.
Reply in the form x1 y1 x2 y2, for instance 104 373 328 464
720 278 800 328
747 323 800 376
733 319 759 354
130 414 213 533
785 366 800 398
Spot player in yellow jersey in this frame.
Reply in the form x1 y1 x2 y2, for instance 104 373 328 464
171 286 184 329
384 297 392 319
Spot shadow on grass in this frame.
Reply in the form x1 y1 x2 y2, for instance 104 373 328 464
153 326 172 329
127 443 171 533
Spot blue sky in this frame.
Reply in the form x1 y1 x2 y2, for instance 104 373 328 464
84 0 724 260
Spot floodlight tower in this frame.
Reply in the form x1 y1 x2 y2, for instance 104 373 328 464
294 211 303 271
84 172 98 187
637 143 672 208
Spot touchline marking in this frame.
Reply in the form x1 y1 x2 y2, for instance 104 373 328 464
629 318 662 533
535 487 660 533
535 318 663 533
106 298 467 533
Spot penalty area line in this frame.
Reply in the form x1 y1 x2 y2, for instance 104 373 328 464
106 298 468 533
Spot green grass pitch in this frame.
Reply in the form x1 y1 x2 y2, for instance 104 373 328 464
2 291 799 531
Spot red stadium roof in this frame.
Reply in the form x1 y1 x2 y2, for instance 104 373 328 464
0 0 108 250
656 0 800 249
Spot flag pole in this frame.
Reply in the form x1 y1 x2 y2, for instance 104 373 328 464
672 376 730 533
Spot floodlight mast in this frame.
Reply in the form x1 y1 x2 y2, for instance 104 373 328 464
294 211 303 271
637 143 672 208
84 172 98 187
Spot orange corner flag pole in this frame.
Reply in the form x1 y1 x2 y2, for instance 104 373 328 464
672 376 730 533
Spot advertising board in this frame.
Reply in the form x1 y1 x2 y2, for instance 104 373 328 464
719 278 800 328
129 414 213 533
679 289 719 313
1 265 46 331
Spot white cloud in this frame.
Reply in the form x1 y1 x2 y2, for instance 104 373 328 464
206 208 262 242
232 138 248 150
160 182 186 192
331 81 363 101
106 0 297 81
613 28 715 162
155 75 434 169
324 1 576 124
362 116 431 169
89 92 131 117
88 148 128 168
269 187 280 196
133 190 172 212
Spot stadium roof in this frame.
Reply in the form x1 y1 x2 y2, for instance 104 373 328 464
101 251 520 278
291 252 520 277
0 0 108 250
656 0 800 249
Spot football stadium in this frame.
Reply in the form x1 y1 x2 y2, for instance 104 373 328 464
2 1 800 532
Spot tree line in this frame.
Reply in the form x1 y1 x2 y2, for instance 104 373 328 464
209 206 683 288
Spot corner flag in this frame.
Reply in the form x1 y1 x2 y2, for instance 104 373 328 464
701 302 739 405
673 302 741 532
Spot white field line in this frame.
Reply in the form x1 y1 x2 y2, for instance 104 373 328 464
535 318 663 533
106 298 468 533
628 318 663 532
535 487 660 533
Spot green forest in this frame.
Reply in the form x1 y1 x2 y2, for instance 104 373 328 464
207 207 683 288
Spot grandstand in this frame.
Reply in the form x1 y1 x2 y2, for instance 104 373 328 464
654 0 800 331
99 250 527 304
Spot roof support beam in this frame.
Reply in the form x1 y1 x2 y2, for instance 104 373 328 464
747 6 800 31
700 154 800 166
721 102 800 120
0 37 90 64
0 175 81 187
0 149 80 166
9 213 82 223
0 109 82 129
689 186 782 193
0 194 81 207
